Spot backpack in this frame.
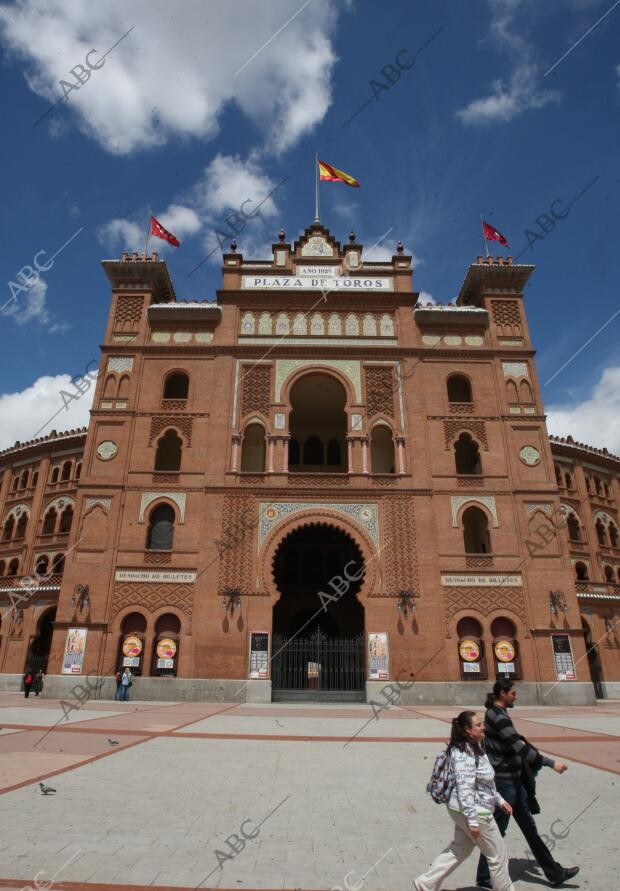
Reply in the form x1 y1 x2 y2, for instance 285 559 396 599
25 674 32 685
427 748 455 804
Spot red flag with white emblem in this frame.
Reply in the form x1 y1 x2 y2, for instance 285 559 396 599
482 220 510 248
150 215 180 247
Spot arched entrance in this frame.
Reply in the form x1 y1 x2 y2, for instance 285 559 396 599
271 522 365 701
25 607 56 674
582 617 605 699
288 373 347 472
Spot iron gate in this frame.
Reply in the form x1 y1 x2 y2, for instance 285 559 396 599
272 629 366 701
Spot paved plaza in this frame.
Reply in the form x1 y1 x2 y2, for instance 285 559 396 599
0 693 618 891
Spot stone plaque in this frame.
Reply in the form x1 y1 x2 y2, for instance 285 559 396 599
520 445 540 466
115 569 197 583
441 574 522 587
96 441 118 461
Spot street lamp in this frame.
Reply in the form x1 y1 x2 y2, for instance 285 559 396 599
396 590 418 616
549 590 568 617
72 584 90 610
222 588 242 613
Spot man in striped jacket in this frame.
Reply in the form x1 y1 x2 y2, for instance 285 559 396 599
476 679 579 888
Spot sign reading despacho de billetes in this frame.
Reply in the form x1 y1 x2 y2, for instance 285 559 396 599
115 569 196 583
242 275 392 291
441 574 522 587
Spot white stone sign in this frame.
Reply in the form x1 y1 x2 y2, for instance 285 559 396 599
115 569 196 584
242 275 392 291
441 574 522 587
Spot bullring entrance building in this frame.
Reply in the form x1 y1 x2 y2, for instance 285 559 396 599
1 221 618 704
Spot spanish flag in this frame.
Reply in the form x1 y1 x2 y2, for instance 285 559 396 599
318 159 360 188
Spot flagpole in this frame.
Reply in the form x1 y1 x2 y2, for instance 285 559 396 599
315 154 320 223
144 208 152 258
480 214 490 258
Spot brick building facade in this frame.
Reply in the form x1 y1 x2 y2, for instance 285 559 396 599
1 221 618 704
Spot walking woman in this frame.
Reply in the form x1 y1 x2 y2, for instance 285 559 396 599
414 711 514 891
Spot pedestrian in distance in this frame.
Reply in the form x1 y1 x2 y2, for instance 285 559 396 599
414 710 515 891
476 679 579 889
32 670 44 696
23 669 34 698
114 670 122 701
119 667 132 701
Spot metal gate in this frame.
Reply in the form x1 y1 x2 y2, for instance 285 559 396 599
272 629 366 701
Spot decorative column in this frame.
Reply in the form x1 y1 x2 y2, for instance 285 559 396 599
282 435 290 472
346 436 354 473
231 434 241 472
395 436 406 474
267 436 276 473
361 436 369 474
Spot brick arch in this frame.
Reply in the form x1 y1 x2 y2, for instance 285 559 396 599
139 493 186 524
153 424 190 449
452 496 498 528
111 605 152 634
444 419 488 450
259 511 379 602
280 365 357 412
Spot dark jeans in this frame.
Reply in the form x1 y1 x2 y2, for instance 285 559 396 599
476 779 564 885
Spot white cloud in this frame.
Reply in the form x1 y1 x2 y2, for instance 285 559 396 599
457 1 560 125
98 218 144 253
1 278 70 333
0 372 95 451
546 365 620 454
418 290 436 305
0 0 339 155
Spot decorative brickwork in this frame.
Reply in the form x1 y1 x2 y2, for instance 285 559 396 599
458 477 484 488
382 495 419 594
160 399 187 412
149 416 193 445
449 402 475 414
111 582 193 622
143 552 172 564
365 366 395 419
444 419 488 449
114 296 143 328
444 586 526 635
241 364 272 418
491 299 522 336
287 475 350 486
466 555 493 567
217 494 256 595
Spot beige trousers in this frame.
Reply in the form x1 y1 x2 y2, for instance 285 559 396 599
414 809 515 891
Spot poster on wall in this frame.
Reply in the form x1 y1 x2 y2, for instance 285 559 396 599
122 634 143 668
156 638 177 670
459 638 481 673
551 634 576 680
249 631 269 678
62 628 87 674
368 632 389 680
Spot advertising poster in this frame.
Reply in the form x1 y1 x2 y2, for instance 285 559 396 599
459 638 481 673
495 639 516 673
156 638 177 670
62 628 87 674
368 632 389 680
551 634 576 680
122 634 142 668
249 631 269 678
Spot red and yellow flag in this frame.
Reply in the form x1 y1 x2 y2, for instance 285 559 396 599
318 159 360 188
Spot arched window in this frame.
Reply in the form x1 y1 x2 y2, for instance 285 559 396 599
20 470 29 489
604 565 614 582
554 465 562 486
12 476 18 492
117 375 130 400
51 466 59 483
596 520 607 546
61 461 72 481
609 523 619 548
7 558 19 576
604 482 611 499
146 504 175 551
289 437 300 466
42 508 58 536
566 513 581 542
370 426 395 474
303 435 324 466
163 372 189 400
31 470 39 488
103 375 116 398
240 423 266 472
564 471 573 490
462 506 491 554
594 477 602 496
59 506 73 534
326 438 341 466
506 380 518 403
154 429 183 472
586 476 592 493
16 512 28 539
447 374 472 403
35 555 49 576
574 562 588 581
74 463 81 481
454 433 482 475
52 554 65 575
2 515 15 541
519 380 533 404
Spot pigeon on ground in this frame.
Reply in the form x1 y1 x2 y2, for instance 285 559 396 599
275 720 284 727
38 782 56 795
108 738 120 746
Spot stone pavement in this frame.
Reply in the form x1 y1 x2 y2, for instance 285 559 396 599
0 693 618 890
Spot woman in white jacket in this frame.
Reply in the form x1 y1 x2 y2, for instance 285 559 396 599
414 710 514 891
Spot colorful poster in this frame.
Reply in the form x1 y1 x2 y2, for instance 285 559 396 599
62 628 87 674
459 639 480 662
156 638 177 669
494 640 516 663
122 634 142 668
368 632 389 680
249 631 269 679
551 634 576 680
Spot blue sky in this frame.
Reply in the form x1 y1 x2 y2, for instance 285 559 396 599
0 0 619 451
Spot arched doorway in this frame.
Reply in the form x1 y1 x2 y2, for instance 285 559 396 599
271 522 365 701
26 607 57 674
288 373 347 473
582 617 604 699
